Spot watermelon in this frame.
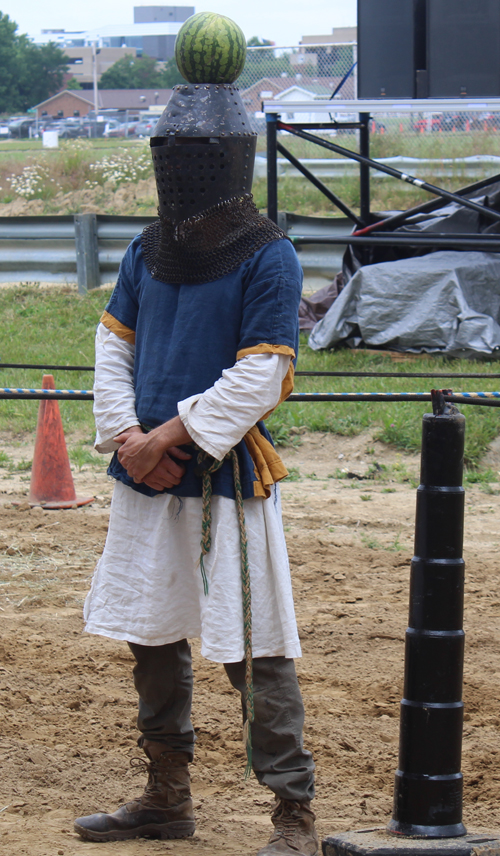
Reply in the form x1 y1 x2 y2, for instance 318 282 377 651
175 12 246 84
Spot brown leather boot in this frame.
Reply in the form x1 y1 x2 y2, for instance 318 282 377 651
256 799 319 856
74 740 195 842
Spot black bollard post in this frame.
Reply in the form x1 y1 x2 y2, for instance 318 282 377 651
387 390 466 837
323 391 500 856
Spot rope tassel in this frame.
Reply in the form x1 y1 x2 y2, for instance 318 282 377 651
197 445 254 777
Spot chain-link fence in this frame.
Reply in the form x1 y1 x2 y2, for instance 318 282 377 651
240 43 357 127
240 43 500 215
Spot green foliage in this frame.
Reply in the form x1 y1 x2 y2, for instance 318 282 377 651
99 53 187 90
0 12 18 112
158 56 185 88
0 139 153 205
66 77 82 90
464 467 497 485
237 38 292 89
68 445 103 471
99 54 164 89
16 41 69 110
0 13 68 113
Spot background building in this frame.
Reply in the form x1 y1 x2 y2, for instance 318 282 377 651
64 47 137 89
30 6 194 62
134 6 193 59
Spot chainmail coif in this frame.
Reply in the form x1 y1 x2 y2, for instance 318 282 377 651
141 194 288 285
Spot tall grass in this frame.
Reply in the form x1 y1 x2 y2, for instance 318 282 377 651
0 138 152 208
1 128 500 216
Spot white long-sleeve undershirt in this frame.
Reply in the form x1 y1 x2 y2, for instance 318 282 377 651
93 323 290 458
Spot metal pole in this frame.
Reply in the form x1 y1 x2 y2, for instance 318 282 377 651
388 390 466 837
359 112 370 226
278 122 500 225
276 141 361 225
266 113 279 224
290 233 500 251
74 213 100 293
353 172 500 236
93 40 99 139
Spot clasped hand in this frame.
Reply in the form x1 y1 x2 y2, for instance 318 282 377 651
114 425 191 491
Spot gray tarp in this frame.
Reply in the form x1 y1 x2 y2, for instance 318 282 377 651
308 251 500 357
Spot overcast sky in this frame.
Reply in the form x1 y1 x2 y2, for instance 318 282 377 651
1 1 357 46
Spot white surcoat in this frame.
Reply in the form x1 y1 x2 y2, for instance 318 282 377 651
83 324 301 663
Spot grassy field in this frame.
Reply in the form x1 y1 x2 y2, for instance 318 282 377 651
1 286 499 478
1 129 500 217
1 128 499 474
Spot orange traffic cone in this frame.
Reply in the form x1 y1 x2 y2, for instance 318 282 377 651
29 374 94 509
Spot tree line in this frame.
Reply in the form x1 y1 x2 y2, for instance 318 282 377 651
94 38 283 91
0 12 69 113
1 13 321 116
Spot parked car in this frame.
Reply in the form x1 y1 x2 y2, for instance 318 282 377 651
135 116 162 137
105 120 140 138
413 112 468 133
54 118 88 138
470 112 500 131
413 113 443 133
8 117 36 138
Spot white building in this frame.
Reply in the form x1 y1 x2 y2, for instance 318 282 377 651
27 5 194 61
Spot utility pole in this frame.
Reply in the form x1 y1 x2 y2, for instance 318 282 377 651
92 39 100 138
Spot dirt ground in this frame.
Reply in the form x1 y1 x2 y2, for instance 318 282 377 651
1 429 500 856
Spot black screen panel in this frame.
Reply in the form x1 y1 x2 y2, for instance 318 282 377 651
428 0 500 97
358 0 423 98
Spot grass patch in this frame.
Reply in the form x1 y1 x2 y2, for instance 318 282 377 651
68 445 104 471
2 129 500 217
0 138 153 209
0 288 499 473
0 285 109 437
268 340 500 469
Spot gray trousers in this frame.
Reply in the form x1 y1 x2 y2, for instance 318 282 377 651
128 640 315 803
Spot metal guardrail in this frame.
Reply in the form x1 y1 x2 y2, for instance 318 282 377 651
0 212 355 290
254 154 500 181
0 214 156 293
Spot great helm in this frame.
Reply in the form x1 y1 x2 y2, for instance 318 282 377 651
150 83 257 222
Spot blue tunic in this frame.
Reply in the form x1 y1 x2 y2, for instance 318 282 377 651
103 235 302 499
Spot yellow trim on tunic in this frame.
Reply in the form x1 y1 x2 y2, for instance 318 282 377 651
237 342 295 417
238 343 296 497
243 426 289 498
100 310 136 344
237 344 296 361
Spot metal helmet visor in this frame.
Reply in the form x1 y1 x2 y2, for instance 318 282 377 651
150 83 257 221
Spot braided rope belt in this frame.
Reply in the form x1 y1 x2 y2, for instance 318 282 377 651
196 446 254 778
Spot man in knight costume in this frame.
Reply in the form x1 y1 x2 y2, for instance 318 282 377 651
74 79 317 856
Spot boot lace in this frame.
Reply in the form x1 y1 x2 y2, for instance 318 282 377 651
270 801 303 847
129 756 162 802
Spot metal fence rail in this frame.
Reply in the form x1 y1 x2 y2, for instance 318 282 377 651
0 213 156 293
0 212 356 290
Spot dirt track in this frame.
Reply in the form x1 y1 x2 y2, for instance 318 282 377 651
1 430 500 855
